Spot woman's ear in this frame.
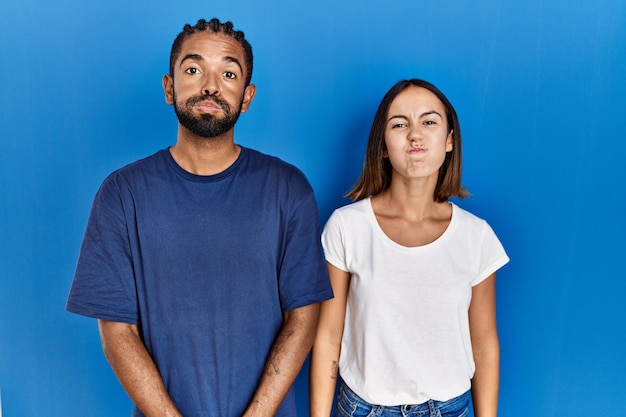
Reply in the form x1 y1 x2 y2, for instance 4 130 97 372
446 130 454 152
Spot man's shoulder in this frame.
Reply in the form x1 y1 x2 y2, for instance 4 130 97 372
107 149 165 177
95 149 167 196
97 150 165 186
243 147 308 181
244 147 297 169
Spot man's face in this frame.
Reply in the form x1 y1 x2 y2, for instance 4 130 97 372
163 32 256 138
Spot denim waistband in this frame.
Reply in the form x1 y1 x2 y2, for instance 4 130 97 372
337 382 470 417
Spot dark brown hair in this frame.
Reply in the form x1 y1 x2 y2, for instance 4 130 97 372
347 79 469 202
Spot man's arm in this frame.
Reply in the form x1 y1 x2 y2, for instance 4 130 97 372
242 303 320 417
98 320 183 417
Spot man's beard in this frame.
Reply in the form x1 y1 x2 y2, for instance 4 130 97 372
173 92 243 138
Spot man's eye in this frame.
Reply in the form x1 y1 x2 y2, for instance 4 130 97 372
185 67 199 74
224 71 236 79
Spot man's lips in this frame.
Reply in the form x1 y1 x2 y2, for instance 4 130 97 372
196 101 223 112
187 95 229 113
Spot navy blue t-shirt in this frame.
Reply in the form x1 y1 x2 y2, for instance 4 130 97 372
67 147 333 417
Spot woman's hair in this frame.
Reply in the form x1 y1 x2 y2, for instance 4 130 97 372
347 79 469 202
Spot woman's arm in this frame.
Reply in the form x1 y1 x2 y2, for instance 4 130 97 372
309 262 351 417
469 273 500 417
98 320 183 417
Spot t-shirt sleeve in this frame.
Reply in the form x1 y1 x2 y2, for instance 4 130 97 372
66 175 139 323
321 209 348 272
277 172 333 311
471 220 510 286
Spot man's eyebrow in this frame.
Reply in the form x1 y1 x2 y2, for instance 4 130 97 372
179 54 204 68
178 54 244 74
224 56 244 74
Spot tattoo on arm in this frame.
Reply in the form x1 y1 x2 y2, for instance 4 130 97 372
331 360 338 379
264 329 295 377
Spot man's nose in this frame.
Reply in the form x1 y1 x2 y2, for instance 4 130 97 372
202 73 220 96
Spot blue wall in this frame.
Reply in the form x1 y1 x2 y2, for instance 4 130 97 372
1 1 625 416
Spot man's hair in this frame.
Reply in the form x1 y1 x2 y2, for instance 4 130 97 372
169 18 254 86
347 79 469 202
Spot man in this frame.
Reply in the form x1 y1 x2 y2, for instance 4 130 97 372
66 18 332 417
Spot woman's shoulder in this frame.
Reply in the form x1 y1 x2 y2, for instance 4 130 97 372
451 203 500 238
325 198 372 229
332 198 372 219
452 203 486 223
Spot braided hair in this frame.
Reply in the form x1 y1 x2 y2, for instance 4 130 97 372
169 18 254 86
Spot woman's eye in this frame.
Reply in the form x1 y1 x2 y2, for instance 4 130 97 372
423 120 437 125
392 123 406 129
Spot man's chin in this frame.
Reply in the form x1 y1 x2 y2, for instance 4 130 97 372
175 106 241 139
180 121 235 138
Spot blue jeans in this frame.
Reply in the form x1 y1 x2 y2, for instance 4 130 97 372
334 382 470 417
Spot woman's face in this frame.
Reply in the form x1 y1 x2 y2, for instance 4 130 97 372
384 86 453 184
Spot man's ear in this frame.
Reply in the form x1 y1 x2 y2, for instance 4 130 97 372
240 84 257 113
163 74 174 105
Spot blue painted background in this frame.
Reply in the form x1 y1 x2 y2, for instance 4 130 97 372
1 1 625 416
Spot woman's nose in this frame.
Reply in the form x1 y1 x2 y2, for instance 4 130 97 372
407 127 422 144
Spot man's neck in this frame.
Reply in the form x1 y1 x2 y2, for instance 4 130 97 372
169 129 241 176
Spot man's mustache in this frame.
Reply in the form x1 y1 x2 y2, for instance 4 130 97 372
186 94 231 113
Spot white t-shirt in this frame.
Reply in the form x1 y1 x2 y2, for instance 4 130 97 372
322 198 509 405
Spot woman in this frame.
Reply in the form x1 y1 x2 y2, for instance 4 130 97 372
310 79 509 417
